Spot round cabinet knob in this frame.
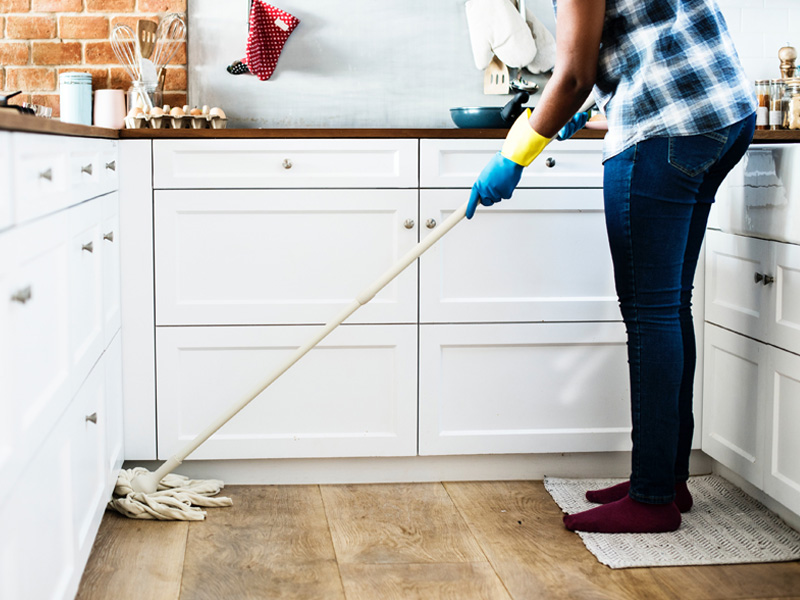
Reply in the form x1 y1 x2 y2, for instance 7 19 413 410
103 231 114 242
763 274 775 285
81 164 93 176
85 412 98 424
39 168 53 181
10 286 32 304
282 158 293 170
426 219 437 229
545 157 556 168
404 219 415 230
82 241 94 253
754 272 763 284
105 161 116 171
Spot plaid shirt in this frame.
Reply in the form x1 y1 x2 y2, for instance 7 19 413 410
557 0 756 161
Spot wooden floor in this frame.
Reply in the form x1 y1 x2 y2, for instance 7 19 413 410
76 481 800 600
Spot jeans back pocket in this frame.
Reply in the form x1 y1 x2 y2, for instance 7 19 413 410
668 131 728 178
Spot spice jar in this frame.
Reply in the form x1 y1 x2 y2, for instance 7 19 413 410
770 79 785 130
755 80 770 130
782 79 800 130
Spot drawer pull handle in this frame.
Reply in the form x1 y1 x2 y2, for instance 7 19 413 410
103 231 115 242
545 157 556 168
105 160 116 171
282 158 293 170
754 272 775 285
404 219 415 230
10 286 32 304
85 412 98 424
39 168 53 181
82 241 94 253
426 218 437 229
81 164 93 176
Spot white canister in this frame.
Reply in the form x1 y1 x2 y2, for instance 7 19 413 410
59 72 93 125
93 89 126 129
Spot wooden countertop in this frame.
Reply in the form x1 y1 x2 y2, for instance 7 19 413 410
2 110 800 142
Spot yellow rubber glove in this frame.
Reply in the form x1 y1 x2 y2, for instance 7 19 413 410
500 108 552 166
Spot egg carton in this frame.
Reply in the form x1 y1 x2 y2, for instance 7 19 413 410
125 106 228 130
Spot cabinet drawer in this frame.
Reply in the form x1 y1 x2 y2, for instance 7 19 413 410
153 139 419 189
154 189 418 325
0 132 11 231
773 242 800 356
420 139 603 188
418 322 631 455
156 325 417 459
419 189 619 323
12 133 71 224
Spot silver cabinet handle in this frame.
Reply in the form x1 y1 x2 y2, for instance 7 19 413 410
103 231 114 242
82 241 94 253
754 272 775 285
105 160 116 171
85 412 98 424
404 219 415 230
545 157 556 168
81 164 93 176
282 158 293 169
10 286 32 304
39 168 53 181
426 219 437 229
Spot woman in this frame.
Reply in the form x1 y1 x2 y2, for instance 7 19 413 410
468 0 756 534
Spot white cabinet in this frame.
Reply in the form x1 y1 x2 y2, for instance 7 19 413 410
419 322 630 455
0 131 122 600
704 150 800 518
418 189 618 323
702 324 767 487
101 193 121 346
764 346 800 516
0 132 11 230
154 189 418 326
156 324 417 459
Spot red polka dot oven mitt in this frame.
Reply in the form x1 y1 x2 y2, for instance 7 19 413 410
245 1 300 81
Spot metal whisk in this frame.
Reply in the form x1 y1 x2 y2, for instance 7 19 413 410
111 24 152 110
152 14 186 78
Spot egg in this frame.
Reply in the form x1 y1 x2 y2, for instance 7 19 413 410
209 107 227 119
163 105 171 114
128 106 143 117
151 107 164 116
170 106 185 117
190 107 203 116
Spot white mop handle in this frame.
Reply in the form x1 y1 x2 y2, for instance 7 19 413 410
152 200 469 481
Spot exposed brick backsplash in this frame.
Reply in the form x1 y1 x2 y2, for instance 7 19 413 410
1 0 187 119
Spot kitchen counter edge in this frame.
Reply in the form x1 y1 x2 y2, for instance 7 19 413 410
1 112 798 142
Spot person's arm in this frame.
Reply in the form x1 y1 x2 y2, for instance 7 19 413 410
529 0 604 138
467 0 605 219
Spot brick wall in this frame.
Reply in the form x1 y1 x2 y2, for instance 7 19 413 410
0 0 187 119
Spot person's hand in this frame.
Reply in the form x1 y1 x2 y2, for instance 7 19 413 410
466 152 523 219
556 111 590 141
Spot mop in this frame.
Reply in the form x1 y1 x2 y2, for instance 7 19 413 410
109 201 470 520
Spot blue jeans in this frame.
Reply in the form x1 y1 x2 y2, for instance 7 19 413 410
603 113 755 504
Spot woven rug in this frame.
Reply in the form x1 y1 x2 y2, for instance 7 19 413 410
544 475 800 569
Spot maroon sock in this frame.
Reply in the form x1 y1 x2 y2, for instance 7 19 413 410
564 496 681 533
586 480 693 513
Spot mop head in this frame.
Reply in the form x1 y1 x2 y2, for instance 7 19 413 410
108 467 233 521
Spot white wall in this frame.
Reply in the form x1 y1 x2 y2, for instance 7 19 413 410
187 0 799 129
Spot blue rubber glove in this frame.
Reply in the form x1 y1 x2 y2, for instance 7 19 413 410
556 111 590 141
466 152 524 220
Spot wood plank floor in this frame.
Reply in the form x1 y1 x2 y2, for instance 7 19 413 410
76 481 800 600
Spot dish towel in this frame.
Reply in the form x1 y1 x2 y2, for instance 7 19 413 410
245 1 300 81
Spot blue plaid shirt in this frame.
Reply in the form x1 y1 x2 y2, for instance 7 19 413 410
557 0 757 161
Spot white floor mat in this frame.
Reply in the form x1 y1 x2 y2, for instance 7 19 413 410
544 475 800 569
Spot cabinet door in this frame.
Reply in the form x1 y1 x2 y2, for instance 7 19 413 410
0 231 15 492
101 192 121 346
772 241 800 356
69 197 104 393
156 324 417 459
155 189 419 325
419 189 619 323
763 346 800 516
12 132 71 224
104 331 125 486
705 230 773 342
418 322 631 455
9 213 72 461
702 324 767 488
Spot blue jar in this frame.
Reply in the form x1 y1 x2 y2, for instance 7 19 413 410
59 72 93 125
